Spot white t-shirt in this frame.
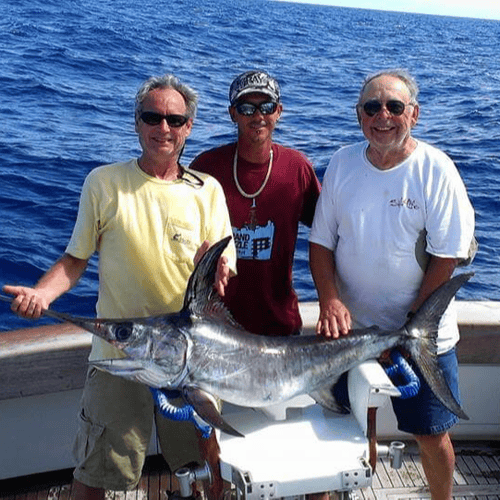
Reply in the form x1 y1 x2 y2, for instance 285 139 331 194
310 140 475 352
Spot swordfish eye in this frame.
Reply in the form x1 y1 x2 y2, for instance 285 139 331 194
113 322 134 341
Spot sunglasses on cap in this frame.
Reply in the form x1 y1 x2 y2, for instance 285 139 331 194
140 112 189 127
361 100 414 117
234 101 278 116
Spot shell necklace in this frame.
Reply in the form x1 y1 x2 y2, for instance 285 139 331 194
233 146 273 229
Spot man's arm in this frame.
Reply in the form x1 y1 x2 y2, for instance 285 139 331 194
309 242 351 338
409 255 459 314
3 253 89 319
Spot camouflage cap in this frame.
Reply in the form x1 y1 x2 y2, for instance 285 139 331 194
229 70 280 105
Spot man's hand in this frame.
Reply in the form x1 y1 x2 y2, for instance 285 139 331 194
310 242 351 338
2 253 88 320
316 297 352 338
215 254 230 297
2 285 49 320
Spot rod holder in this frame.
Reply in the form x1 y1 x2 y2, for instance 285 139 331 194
377 441 405 469
175 461 212 498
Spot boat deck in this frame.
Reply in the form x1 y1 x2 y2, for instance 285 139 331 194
0 441 498 500
360 441 500 499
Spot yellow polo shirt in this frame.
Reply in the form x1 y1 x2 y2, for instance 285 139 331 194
66 159 236 361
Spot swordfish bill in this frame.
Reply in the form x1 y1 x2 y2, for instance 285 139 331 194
0 236 471 435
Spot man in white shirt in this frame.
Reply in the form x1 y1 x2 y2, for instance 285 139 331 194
309 69 475 500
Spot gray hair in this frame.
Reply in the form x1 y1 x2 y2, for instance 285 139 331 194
135 74 198 121
358 69 419 104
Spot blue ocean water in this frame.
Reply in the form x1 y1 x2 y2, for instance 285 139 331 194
1 0 499 331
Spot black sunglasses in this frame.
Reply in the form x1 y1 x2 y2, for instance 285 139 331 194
235 101 278 116
361 100 413 117
140 112 189 127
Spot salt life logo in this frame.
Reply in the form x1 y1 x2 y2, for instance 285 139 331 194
390 198 420 210
233 221 275 260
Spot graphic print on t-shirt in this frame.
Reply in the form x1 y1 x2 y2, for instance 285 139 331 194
233 221 275 260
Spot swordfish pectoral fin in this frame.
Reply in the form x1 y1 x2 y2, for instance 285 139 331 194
182 386 244 438
89 358 168 388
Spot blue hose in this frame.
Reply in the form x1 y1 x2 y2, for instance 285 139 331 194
384 350 420 399
150 388 212 439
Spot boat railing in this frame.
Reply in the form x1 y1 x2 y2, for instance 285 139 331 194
1 300 499 401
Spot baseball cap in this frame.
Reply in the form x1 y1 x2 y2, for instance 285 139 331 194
229 71 280 106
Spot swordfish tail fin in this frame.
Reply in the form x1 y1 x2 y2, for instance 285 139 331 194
403 272 473 420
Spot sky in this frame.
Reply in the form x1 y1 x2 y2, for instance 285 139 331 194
276 0 500 21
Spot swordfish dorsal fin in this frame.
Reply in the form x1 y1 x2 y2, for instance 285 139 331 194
181 236 242 328
182 236 230 314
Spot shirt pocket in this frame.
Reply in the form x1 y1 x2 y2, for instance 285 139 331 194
163 217 199 264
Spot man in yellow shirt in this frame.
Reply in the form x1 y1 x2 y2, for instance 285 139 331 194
3 74 236 499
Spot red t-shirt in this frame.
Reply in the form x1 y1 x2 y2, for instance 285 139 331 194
190 142 321 336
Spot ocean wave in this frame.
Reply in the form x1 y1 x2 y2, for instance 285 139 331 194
0 0 499 330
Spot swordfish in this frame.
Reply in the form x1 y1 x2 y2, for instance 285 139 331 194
1 237 470 435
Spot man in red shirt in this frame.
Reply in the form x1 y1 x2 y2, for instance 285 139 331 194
190 70 321 499
191 70 320 337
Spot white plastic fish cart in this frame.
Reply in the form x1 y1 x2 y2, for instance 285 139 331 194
214 360 403 500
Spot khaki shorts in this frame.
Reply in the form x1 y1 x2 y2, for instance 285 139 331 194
73 368 202 491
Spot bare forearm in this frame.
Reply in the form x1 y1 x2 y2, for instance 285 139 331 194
309 242 351 337
35 253 88 301
309 243 339 302
410 255 459 313
3 253 88 318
